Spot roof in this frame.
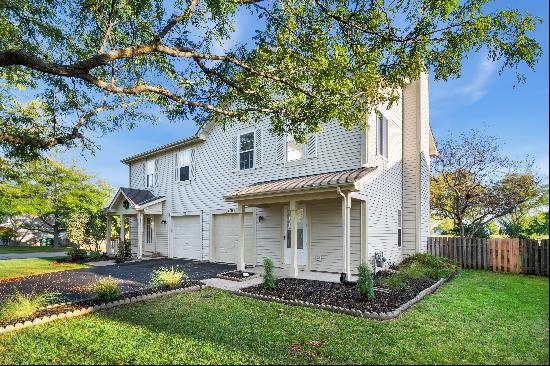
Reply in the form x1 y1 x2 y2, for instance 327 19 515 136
120 135 204 165
225 167 376 200
119 187 159 205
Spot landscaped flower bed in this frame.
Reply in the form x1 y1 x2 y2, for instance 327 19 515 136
238 254 459 319
0 280 204 329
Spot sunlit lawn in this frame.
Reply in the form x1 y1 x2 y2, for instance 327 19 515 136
0 258 88 280
0 270 547 364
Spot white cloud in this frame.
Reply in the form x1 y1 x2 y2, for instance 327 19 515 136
431 56 498 104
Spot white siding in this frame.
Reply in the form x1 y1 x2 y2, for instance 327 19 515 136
360 96 404 267
124 78 431 271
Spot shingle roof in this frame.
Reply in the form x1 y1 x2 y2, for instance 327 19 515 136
120 187 164 206
225 167 376 200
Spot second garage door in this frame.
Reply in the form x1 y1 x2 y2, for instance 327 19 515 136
172 215 202 260
212 213 255 265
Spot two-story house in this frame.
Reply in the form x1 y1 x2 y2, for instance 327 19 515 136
104 73 437 277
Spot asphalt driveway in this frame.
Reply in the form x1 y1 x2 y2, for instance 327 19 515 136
0 258 235 303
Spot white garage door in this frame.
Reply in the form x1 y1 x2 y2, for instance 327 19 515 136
212 213 255 265
172 215 201 260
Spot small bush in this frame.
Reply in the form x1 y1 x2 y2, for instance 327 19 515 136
150 266 188 289
67 247 87 261
399 253 459 279
0 292 58 322
263 257 276 289
93 277 119 302
381 273 408 291
89 251 102 260
356 263 375 300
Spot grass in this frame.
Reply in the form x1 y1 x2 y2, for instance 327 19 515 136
0 292 59 323
0 270 547 364
0 246 67 254
0 258 88 280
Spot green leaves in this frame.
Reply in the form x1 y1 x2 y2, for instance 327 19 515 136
0 0 543 159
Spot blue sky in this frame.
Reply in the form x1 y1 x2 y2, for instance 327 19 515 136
62 0 549 188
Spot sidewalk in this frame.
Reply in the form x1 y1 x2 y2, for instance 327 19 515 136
0 252 67 260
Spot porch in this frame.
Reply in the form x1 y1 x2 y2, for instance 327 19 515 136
103 187 166 259
224 167 375 278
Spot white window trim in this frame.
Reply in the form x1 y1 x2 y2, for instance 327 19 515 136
175 149 192 182
376 112 389 159
238 130 255 171
285 135 306 164
145 160 155 188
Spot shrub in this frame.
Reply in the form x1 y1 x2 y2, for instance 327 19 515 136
381 272 408 291
67 247 88 261
150 266 188 289
124 240 132 257
0 292 58 322
399 253 459 279
356 263 375 300
263 257 276 289
89 251 102 260
93 277 119 302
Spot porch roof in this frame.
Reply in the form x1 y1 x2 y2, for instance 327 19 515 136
225 167 376 201
105 187 165 213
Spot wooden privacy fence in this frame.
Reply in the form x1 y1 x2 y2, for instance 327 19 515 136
427 237 549 276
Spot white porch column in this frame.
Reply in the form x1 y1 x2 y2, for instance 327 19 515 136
105 216 112 254
289 200 298 278
345 193 352 277
237 203 246 271
341 192 351 278
137 212 144 260
119 214 125 257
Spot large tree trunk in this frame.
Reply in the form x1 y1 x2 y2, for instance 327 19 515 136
53 225 61 248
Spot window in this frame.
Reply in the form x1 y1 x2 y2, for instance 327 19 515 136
286 135 305 162
377 113 388 158
239 132 255 170
175 150 192 181
145 160 155 188
146 217 153 244
397 209 402 247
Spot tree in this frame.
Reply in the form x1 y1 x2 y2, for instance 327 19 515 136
431 130 542 239
66 211 108 252
0 0 542 159
0 158 113 247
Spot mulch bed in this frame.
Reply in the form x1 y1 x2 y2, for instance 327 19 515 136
0 280 203 327
241 273 437 314
56 255 115 264
217 270 257 281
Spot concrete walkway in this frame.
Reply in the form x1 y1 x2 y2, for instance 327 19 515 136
0 252 67 260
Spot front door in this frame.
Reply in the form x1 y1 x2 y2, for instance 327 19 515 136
283 206 308 265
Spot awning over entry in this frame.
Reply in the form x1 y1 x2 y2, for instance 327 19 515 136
224 167 376 205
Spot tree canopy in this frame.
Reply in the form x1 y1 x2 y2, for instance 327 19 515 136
0 158 113 246
0 0 542 159
430 130 544 239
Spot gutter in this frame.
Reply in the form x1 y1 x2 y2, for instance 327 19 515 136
120 135 205 165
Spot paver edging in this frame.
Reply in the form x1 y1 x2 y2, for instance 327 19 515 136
0 284 203 335
231 277 448 321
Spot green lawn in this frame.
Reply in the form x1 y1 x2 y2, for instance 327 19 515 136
0 258 88 280
0 270 548 365
0 246 67 254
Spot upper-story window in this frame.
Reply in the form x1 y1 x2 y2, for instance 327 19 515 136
377 112 388 159
175 150 192 181
145 160 156 188
286 135 305 162
239 132 255 170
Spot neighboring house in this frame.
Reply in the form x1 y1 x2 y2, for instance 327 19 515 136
0 217 67 246
104 74 437 277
